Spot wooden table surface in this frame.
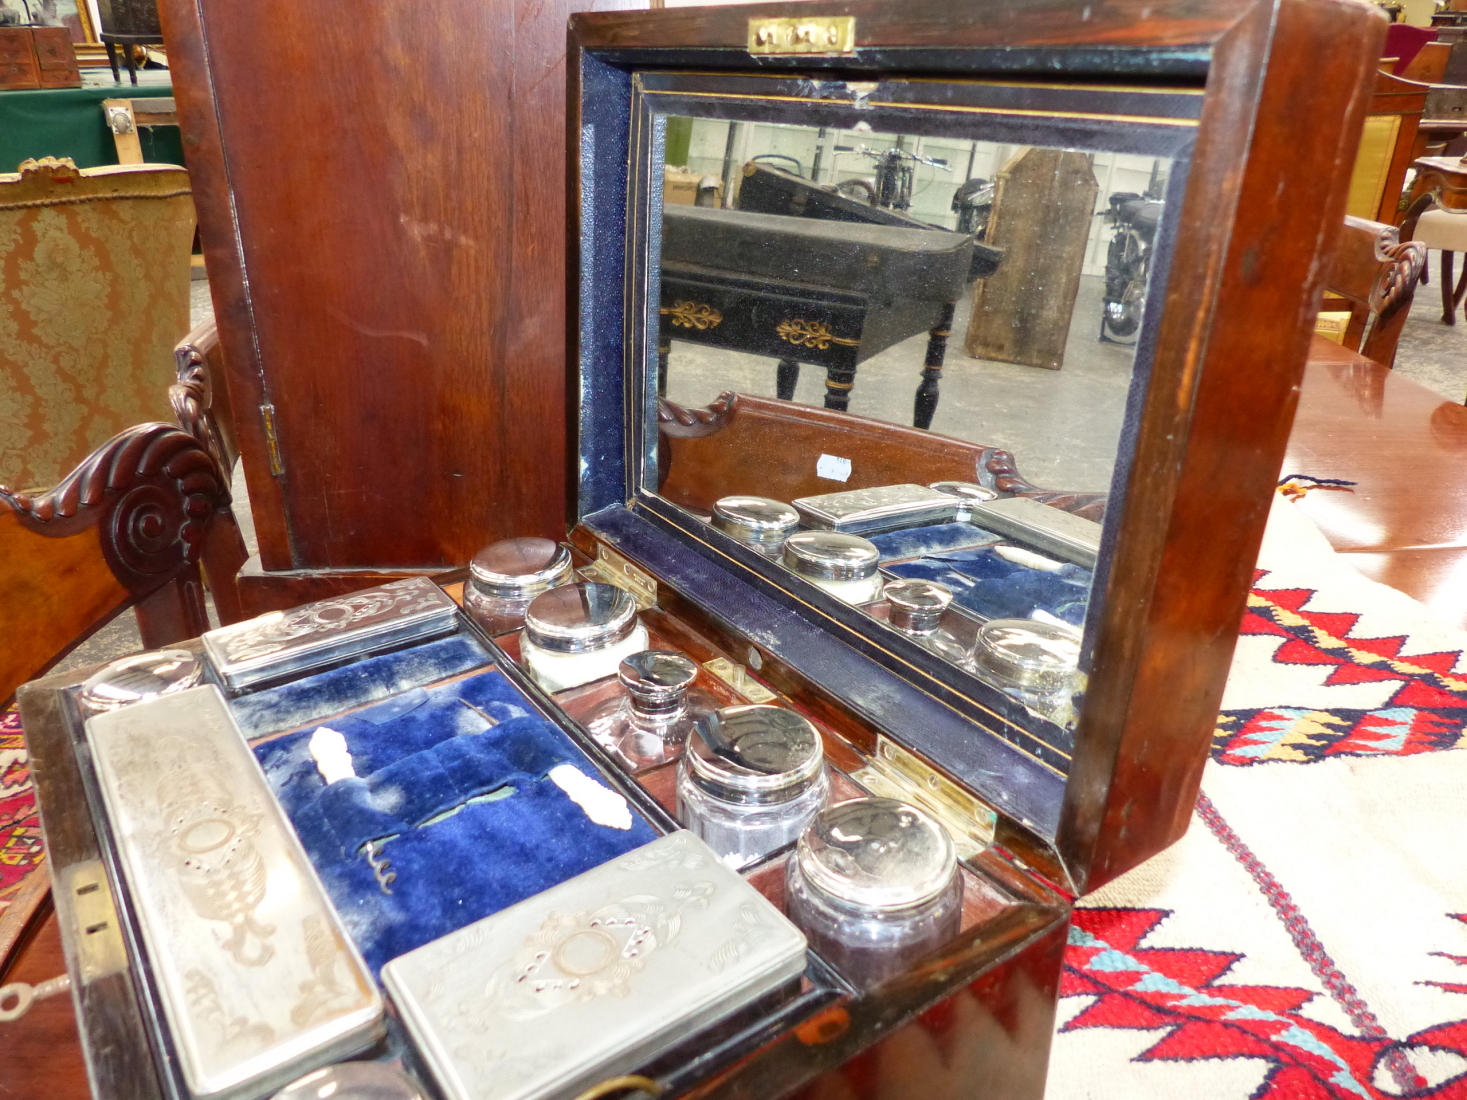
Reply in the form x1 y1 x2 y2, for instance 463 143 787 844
4 335 1464 1095
1287 334 1467 629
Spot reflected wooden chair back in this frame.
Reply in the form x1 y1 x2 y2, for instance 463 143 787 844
0 157 195 493
1322 215 1427 368
657 392 1106 521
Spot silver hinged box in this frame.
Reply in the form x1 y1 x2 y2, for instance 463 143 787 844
792 484 959 535
383 830 807 1100
202 576 459 691
965 496 1103 569
86 686 384 1100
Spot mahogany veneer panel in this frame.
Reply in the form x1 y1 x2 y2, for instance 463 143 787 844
160 0 642 576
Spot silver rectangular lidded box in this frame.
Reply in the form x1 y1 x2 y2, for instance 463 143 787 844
793 483 959 535
383 831 807 1100
203 575 459 691
965 496 1103 569
86 686 383 1100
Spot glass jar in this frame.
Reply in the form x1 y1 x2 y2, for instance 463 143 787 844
782 531 883 604
676 704 829 869
78 649 203 713
786 797 962 988
581 650 719 773
520 582 650 693
464 537 574 635
970 617 1082 724
927 481 998 523
881 579 970 664
712 495 800 559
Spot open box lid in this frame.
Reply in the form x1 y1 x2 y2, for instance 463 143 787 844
564 0 1384 897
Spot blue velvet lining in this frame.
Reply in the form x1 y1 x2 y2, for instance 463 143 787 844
230 633 492 739
254 667 658 975
883 547 1092 625
868 522 1001 562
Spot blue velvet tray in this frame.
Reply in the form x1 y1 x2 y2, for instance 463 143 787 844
253 666 659 976
883 546 1092 625
230 632 492 739
867 522 1001 562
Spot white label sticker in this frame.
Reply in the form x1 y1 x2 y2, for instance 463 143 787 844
816 453 852 482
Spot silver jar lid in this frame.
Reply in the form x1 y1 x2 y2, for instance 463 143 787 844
712 496 799 545
783 531 879 582
796 797 957 911
883 579 953 636
619 650 698 715
928 480 998 504
271 1062 426 1100
687 704 824 805
78 649 203 713
972 618 1081 692
468 537 573 599
524 582 637 654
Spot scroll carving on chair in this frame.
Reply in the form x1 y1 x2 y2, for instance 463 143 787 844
1 422 229 704
1321 215 1427 367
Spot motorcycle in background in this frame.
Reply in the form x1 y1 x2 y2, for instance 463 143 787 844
1099 191 1163 344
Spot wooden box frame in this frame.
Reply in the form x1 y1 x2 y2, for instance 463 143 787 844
18 1 1384 1098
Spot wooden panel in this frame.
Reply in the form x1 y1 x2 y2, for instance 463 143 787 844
964 149 1098 371
0 910 92 1100
159 0 644 578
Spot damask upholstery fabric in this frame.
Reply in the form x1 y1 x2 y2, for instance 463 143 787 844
0 158 194 491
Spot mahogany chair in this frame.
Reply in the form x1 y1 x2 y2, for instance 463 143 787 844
1345 71 1428 225
1321 214 1427 367
657 391 1107 521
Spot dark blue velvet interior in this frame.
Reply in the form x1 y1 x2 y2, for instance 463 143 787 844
883 547 1092 625
868 522 1001 562
230 633 492 738
253 666 658 975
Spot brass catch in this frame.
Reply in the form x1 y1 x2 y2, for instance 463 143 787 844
578 543 658 609
59 860 127 985
852 736 997 859
747 16 855 57
703 657 778 704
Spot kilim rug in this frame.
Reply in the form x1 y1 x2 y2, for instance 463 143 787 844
0 705 46 971
1048 493 1467 1099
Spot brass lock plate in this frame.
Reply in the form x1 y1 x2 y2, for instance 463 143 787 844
748 16 855 57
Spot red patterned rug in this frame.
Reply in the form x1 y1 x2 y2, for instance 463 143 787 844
0 705 46 970
1050 496 1467 1099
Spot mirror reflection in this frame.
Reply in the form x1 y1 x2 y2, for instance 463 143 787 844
652 115 1171 730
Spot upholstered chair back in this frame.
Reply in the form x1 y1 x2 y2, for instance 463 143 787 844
0 156 194 491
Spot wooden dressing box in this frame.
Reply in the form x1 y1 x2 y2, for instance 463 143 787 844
19 0 1385 1097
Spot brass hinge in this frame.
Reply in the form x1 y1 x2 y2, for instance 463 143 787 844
577 543 658 609
748 16 855 56
260 403 285 476
703 657 778 704
851 736 997 860
58 860 127 985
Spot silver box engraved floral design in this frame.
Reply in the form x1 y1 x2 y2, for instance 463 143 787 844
382 831 806 1100
203 576 459 691
86 686 383 1100
792 484 959 535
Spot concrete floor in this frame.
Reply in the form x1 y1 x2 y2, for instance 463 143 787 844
48 252 1467 679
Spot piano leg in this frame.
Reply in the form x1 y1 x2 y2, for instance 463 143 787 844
823 365 856 412
658 337 672 397
914 302 955 429
776 358 801 401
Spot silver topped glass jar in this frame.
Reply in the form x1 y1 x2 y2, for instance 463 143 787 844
676 704 830 868
782 531 883 605
464 537 574 635
78 649 204 713
785 797 962 988
581 650 718 773
712 495 800 559
927 480 999 522
882 579 969 664
519 582 650 693
971 617 1082 723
